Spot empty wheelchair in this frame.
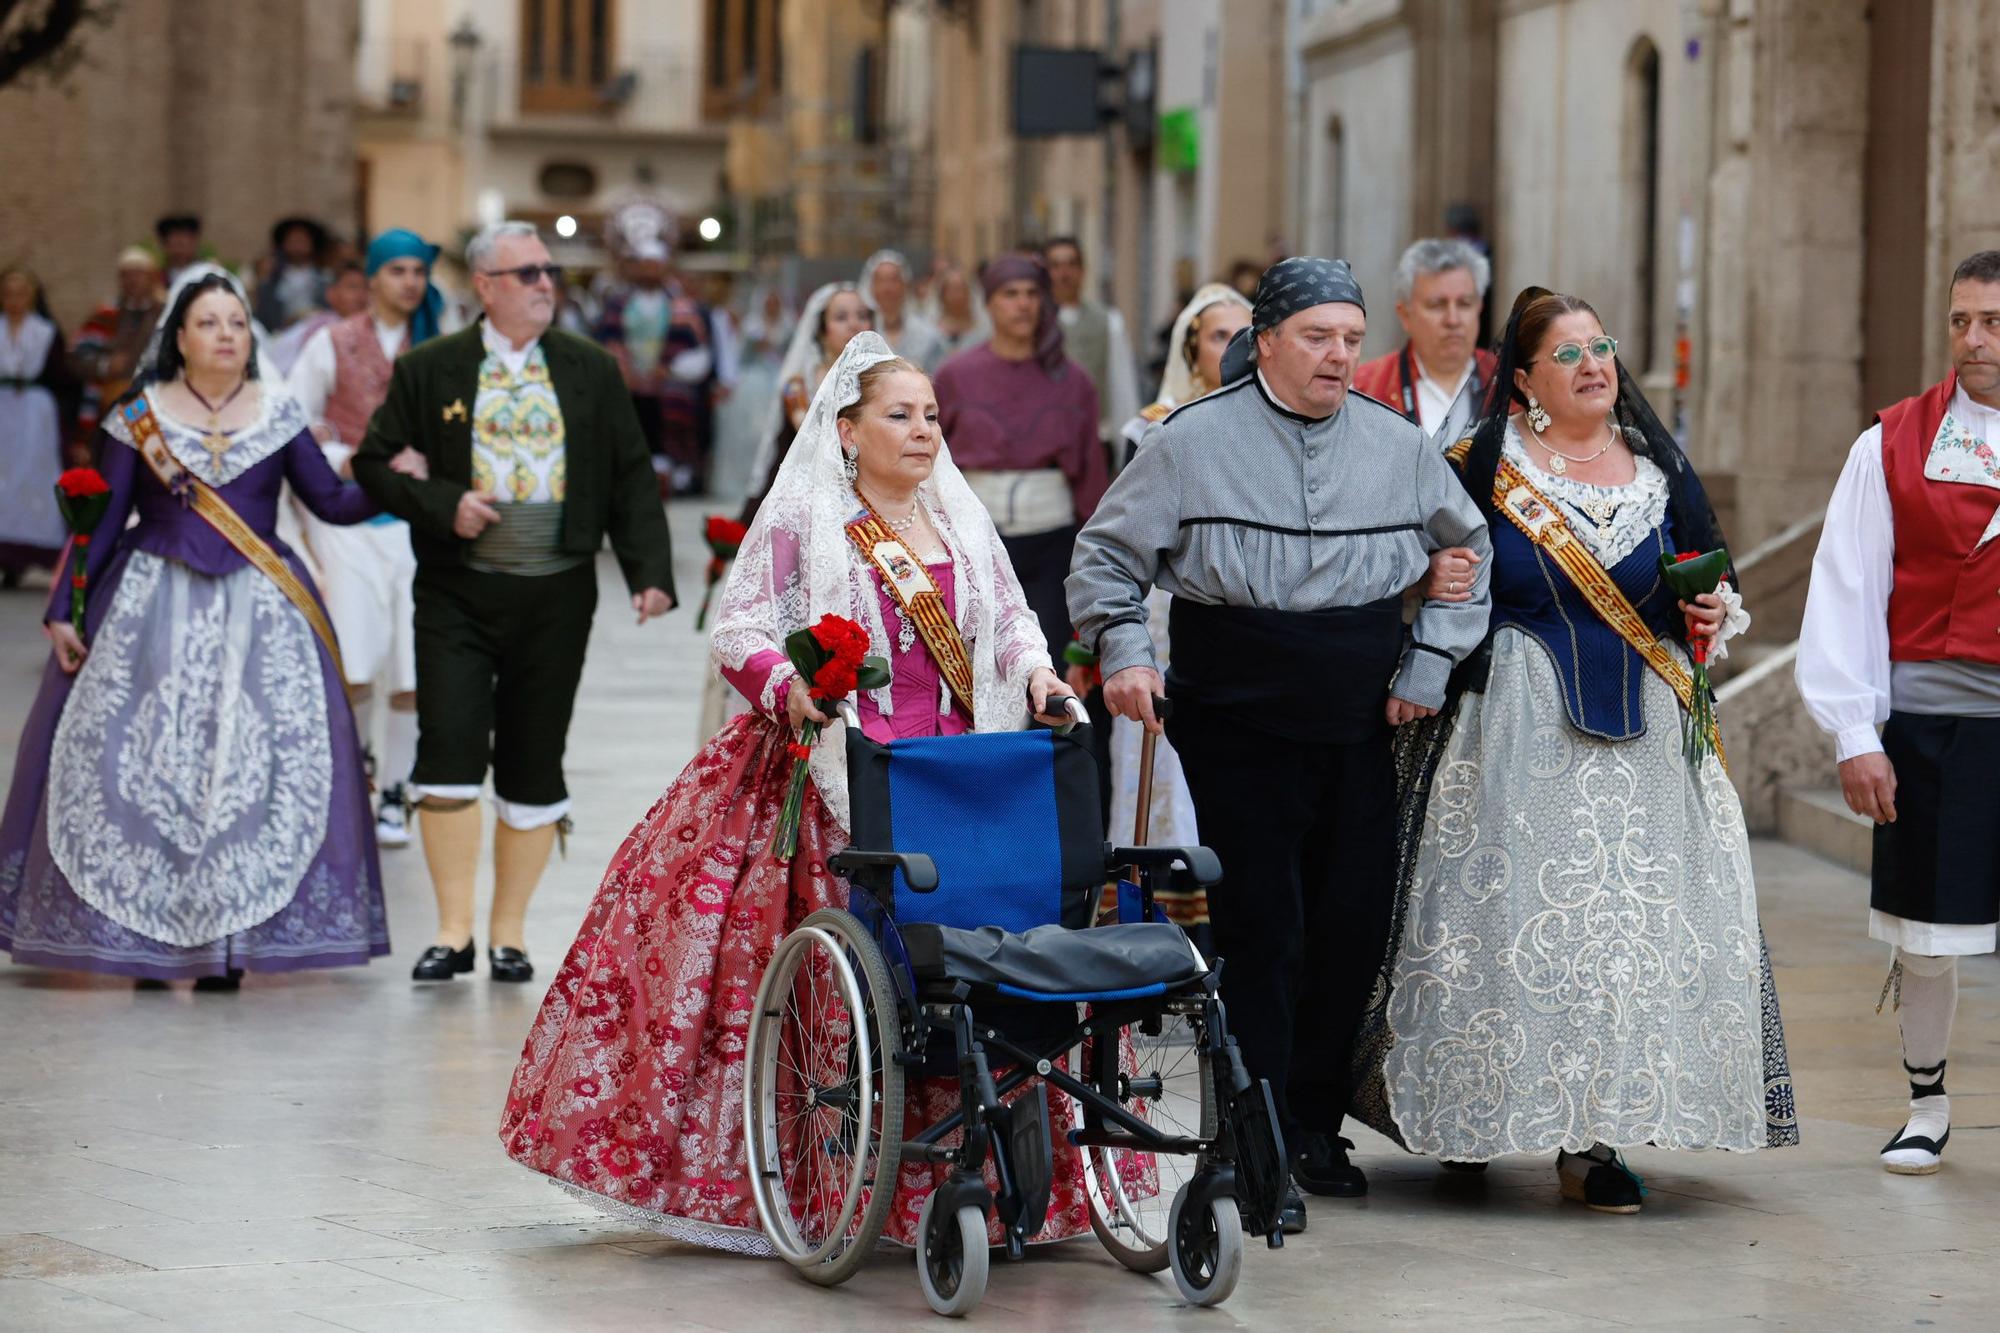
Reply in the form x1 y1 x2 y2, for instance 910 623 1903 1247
742 702 1287 1316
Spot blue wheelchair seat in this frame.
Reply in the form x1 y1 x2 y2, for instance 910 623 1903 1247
902 920 1205 1002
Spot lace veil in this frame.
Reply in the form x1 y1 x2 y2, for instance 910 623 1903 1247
710 331 1052 830
742 281 870 503
1156 282 1252 410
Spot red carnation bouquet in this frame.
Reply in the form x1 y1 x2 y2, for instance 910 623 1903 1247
772 613 891 861
1659 547 1730 767
53 468 113 639
693 514 749 631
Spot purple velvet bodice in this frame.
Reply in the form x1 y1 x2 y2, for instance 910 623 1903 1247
48 425 378 623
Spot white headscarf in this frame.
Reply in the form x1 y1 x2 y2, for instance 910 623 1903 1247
711 331 1052 831
140 262 282 385
859 249 945 369
743 281 871 503
1156 282 1253 410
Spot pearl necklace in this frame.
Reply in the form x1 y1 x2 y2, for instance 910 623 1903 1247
1531 419 1615 476
858 484 922 533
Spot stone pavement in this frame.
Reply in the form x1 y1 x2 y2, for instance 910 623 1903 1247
2 503 1998 1331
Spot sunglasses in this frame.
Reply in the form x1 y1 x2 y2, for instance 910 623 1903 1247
481 263 563 286
1548 335 1618 368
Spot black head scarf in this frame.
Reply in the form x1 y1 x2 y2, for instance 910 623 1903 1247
1219 256 1367 385
1462 286 1734 584
981 252 1066 376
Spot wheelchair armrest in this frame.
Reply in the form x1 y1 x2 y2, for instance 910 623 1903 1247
829 848 940 892
1110 844 1223 888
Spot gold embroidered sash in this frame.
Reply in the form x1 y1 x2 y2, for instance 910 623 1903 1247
1461 442 1725 766
845 511 976 721
121 395 347 680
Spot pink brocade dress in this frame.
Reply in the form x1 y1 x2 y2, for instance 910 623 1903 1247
498 561 1093 1253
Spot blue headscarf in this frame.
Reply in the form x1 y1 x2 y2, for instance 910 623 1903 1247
365 228 444 346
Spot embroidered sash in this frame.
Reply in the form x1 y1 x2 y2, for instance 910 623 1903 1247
1454 440 1725 765
120 395 347 680
845 510 977 720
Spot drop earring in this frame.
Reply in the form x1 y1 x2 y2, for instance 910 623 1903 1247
841 449 859 482
1526 395 1552 434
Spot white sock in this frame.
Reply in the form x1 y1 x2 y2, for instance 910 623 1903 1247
382 705 419 793
1895 951 1956 1143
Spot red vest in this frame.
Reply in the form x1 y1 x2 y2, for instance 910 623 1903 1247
1350 344 1496 427
323 313 404 446
1883 374 2000 665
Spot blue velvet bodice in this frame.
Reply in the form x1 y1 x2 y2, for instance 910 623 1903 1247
1486 507 1687 742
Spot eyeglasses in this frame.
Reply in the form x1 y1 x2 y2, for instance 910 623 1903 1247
1548 335 1618 367
481 263 563 286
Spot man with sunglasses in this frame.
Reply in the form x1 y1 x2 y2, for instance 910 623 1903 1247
354 220 675 985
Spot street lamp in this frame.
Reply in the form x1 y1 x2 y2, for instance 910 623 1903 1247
555 215 578 239
448 17 483 129
698 216 722 243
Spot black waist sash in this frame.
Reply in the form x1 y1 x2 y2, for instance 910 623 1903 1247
1166 595 1405 743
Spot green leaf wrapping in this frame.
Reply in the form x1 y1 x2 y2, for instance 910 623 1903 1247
1658 548 1730 600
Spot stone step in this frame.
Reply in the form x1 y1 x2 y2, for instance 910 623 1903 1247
1776 786 1872 876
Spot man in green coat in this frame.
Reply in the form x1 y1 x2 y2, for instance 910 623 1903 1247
355 220 675 985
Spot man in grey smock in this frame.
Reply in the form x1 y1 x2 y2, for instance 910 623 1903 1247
1067 257 1491 1223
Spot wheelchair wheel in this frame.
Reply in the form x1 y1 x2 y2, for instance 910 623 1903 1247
915 1189 990 1317
744 908 905 1285
1167 1178 1243 1307
1082 1004 1217 1274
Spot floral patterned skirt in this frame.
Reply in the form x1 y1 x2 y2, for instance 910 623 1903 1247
498 713 1093 1253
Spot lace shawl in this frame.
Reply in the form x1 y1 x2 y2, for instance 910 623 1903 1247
709 332 1052 832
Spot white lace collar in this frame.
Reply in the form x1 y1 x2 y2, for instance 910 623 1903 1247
1504 420 1669 567
105 383 310 487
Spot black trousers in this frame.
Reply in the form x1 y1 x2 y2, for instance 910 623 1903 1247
1169 703 1398 1146
411 563 598 807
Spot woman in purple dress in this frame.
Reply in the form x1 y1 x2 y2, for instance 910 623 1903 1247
0 267 390 989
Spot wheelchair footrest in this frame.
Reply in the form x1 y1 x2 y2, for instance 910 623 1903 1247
992 1084 1053 1246
1226 1076 1290 1241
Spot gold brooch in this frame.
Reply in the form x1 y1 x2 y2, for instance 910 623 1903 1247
442 399 468 422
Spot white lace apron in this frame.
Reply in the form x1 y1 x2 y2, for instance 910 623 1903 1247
46 551 333 945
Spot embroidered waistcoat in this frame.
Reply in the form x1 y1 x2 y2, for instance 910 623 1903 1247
472 345 568 503
323 314 403 446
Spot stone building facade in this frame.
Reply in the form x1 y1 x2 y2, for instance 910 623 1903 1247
0 0 359 328
1292 0 2000 549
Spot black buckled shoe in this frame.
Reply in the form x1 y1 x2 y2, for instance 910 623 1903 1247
412 940 475 981
488 947 534 983
1294 1132 1367 1198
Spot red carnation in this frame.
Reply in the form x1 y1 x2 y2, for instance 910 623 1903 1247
772 613 892 861
57 468 110 499
705 515 748 547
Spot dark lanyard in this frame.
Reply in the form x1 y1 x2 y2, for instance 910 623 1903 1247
1400 344 1484 433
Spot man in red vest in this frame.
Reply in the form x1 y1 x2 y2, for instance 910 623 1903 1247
287 228 447 850
1798 250 2000 1176
1350 237 1496 448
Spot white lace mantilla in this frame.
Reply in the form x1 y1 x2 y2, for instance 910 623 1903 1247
1384 629 1769 1158
104 385 309 487
710 332 1052 832
46 552 333 945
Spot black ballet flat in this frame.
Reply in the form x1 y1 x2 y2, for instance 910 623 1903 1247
192 968 244 993
133 978 171 992
412 941 476 981
488 947 534 984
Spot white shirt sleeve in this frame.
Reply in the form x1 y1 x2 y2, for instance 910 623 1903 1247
285 326 338 433
1795 423 1895 761
1099 309 1141 441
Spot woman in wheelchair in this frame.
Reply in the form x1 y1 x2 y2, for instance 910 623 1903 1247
499 334 1107 1255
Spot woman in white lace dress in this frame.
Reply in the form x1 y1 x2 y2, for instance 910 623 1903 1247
1364 288 1797 1212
